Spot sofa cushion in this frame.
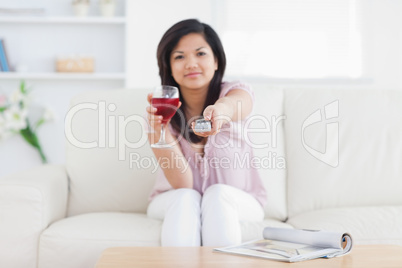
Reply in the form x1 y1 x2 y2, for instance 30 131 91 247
38 212 161 268
284 89 402 217
251 86 287 221
0 165 68 268
287 206 402 246
66 89 156 216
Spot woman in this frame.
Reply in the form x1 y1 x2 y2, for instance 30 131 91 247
146 19 267 247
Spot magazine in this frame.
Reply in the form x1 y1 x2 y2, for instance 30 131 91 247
214 227 353 262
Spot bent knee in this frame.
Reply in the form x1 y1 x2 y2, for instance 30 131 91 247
204 184 236 196
202 184 238 204
171 188 201 203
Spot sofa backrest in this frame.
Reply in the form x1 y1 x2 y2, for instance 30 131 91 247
66 89 156 216
249 85 287 221
284 89 402 218
65 86 289 221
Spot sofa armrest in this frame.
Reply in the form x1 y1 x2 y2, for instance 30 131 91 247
0 164 68 268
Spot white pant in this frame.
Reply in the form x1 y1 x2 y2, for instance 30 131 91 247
147 184 264 247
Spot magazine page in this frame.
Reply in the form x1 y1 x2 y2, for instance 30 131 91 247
263 227 353 258
214 227 353 262
214 238 342 262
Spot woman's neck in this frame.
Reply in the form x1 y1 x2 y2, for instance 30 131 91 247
181 87 208 119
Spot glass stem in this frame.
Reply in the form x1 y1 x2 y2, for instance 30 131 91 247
159 123 166 144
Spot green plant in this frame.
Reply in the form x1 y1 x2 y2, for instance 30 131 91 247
0 81 53 163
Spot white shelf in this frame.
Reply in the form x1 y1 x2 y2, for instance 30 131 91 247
0 16 126 24
0 72 126 80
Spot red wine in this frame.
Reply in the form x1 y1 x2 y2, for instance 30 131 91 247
151 98 180 123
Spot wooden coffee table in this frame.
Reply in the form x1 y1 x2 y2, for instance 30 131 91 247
95 245 402 268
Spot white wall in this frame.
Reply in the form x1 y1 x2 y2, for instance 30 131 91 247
125 0 402 92
360 0 402 91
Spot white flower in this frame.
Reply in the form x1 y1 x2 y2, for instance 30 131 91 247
3 105 28 131
9 89 30 108
9 90 24 104
1 81 50 163
0 114 12 141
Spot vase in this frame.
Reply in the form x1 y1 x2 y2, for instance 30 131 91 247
73 3 90 17
100 2 116 17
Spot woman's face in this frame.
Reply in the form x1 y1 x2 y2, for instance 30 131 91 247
170 33 218 92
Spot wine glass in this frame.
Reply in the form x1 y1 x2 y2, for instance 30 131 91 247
151 85 180 148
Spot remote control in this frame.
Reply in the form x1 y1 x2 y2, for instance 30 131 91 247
194 119 212 132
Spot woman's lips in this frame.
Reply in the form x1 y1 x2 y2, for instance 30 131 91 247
185 72 201 78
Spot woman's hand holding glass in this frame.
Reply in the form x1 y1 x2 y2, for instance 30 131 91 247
147 85 181 148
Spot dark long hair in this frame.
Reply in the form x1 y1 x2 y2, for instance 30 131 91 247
157 19 226 144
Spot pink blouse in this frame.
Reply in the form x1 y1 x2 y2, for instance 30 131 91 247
149 81 267 207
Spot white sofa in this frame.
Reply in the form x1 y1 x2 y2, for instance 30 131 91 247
1 86 401 268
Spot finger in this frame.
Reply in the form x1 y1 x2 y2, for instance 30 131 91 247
178 101 182 109
149 114 162 120
148 114 162 123
208 121 222 135
194 130 217 137
203 105 214 120
147 93 153 104
146 106 157 114
193 131 208 137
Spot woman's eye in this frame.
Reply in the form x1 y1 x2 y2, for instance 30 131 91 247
174 55 184 60
197 52 206 56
